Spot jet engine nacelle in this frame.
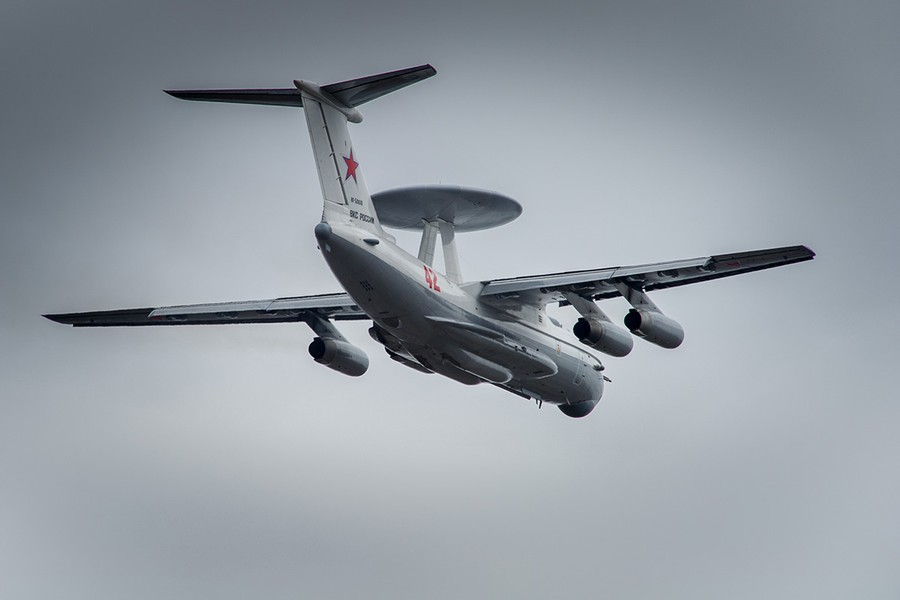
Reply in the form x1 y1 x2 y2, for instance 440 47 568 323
572 318 634 357
623 309 685 349
308 337 369 377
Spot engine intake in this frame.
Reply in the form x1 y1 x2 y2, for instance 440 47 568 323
573 318 634 357
308 337 369 376
623 309 684 349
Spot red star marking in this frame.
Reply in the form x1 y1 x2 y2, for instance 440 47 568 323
343 149 359 183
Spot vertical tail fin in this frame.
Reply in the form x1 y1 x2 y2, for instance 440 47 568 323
165 64 437 234
296 81 381 232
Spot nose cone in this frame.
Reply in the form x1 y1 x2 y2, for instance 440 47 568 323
314 221 333 241
558 399 598 418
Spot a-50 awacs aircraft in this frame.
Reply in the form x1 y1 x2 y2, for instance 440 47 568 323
46 64 815 417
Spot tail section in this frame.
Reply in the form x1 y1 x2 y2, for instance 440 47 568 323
165 64 436 234
296 80 379 231
165 64 435 109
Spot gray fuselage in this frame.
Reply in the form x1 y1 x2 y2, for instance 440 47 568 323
315 221 605 408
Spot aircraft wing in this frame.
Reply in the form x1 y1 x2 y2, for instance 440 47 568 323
479 245 815 303
44 292 367 327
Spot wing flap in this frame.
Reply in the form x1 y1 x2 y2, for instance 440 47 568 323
45 292 366 327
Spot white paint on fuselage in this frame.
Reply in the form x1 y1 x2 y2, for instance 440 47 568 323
317 222 604 407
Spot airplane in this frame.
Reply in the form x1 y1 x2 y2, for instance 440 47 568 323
45 64 815 418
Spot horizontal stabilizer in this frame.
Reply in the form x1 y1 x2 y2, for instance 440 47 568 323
165 64 436 110
165 88 304 107
322 64 436 108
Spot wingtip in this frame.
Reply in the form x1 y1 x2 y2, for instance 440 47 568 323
412 64 437 80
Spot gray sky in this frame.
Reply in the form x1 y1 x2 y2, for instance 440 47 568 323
2 1 898 598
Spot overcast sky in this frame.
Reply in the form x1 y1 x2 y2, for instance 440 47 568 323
2 1 899 598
